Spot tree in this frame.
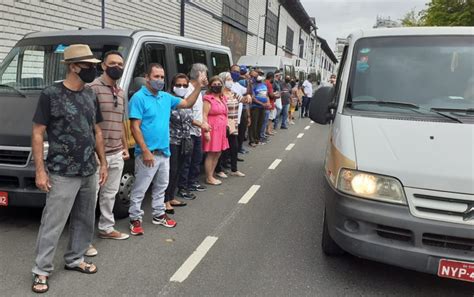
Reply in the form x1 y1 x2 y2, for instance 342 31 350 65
401 0 473 27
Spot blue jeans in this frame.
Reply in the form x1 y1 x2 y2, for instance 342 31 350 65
302 96 311 116
275 103 290 128
178 135 203 189
260 109 270 139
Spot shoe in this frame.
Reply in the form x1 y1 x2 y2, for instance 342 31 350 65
130 220 144 236
189 184 206 192
216 172 228 178
85 245 98 257
98 230 130 240
152 214 177 228
230 171 246 177
281 126 288 129
239 148 249 154
290 121 295 125
237 157 244 162
177 189 197 200
206 179 222 185
165 209 175 215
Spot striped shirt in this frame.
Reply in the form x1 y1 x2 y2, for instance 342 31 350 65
88 76 125 155
227 92 241 134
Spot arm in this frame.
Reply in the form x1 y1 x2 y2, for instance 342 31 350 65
121 122 130 160
202 101 211 142
130 119 155 167
95 124 108 186
178 79 203 109
32 123 50 192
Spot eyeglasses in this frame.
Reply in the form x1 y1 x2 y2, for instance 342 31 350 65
174 84 189 88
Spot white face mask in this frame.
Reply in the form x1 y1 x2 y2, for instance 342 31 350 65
257 75 265 82
225 80 234 89
173 86 188 98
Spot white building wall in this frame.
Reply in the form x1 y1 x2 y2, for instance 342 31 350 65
247 0 266 56
184 1 222 45
0 0 181 62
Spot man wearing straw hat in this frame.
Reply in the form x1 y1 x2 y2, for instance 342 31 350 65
31 44 108 293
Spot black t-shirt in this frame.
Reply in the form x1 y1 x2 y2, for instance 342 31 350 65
281 82 291 105
33 82 103 177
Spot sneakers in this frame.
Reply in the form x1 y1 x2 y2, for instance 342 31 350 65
230 171 246 177
177 188 197 200
189 184 206 192
130 220 144 236
152 214 177 228
99 230 130 240
85 245 98 257
216 172 228 179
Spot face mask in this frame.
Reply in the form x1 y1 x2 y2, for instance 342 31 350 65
173 86 188 98
210 85 222 94
77 66 97 83
105 66 123 80
150 79 165 91
257 76 265 82
224 81 234 89
230 72 240 82
285 79 291 83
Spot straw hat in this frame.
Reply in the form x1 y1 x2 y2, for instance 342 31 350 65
61 44 101 64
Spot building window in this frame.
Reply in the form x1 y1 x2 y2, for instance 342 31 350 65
299 38 304 58
223 0 249 29
265 11 278 45
285 27 294 52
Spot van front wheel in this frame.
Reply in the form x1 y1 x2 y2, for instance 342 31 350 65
113 173 135 219
321 210 345 256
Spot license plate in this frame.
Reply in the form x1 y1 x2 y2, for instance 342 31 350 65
0 191 8 207
438 259 474 282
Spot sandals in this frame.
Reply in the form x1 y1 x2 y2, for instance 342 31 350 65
32 274 48 294
64 261 98 274
170 201 187 207
206 179 222 186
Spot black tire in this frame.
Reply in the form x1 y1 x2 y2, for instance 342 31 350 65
113 172 135 220
321 210 345 256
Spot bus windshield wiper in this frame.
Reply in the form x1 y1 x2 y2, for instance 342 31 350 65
347 100 462 123
0 84 26 97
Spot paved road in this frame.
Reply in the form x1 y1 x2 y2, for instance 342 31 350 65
0 118 472 297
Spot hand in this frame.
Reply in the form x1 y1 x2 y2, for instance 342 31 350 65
201 122 212 132
265 102 272 109
98 165 108 186
122 149 130 160
204 133 211 143
35 170 51 192
243 95 252 104
142 150 155 167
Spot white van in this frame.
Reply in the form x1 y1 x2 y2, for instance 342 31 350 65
310 27 473 282
237 55 295 78
0 29 232 217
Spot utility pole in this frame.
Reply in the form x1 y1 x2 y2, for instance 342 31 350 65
180 0 185 36
101 0 105 29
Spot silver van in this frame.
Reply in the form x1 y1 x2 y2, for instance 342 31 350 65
0 29 232 217
310 27 473 282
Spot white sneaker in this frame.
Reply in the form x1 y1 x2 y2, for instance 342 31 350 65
230 171 246 177
85 245 98 257
290 121 295 125
216 172 228 178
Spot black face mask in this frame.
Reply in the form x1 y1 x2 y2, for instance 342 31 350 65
210 85 222 94
77 66 97 83
105 66 123 80
285 79 290 83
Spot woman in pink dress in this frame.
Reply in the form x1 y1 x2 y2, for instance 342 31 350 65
202 76 229 185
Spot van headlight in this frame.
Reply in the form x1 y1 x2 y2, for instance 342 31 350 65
337 169 407 205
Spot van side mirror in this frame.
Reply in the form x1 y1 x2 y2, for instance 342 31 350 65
309 86 336 125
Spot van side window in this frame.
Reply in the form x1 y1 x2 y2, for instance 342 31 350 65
335 45 348 103
175 47 207 75
130 43 167 96
211 52 230 76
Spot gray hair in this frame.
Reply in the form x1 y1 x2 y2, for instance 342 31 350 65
189 63 208 79
218 71 231 84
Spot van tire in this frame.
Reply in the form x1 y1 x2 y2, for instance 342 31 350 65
321 210 345 256
113 173 135 220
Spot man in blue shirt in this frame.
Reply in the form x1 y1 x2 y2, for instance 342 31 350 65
128 63 206 235
248 69 270 146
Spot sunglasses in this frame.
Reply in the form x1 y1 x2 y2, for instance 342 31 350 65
174 84 189 88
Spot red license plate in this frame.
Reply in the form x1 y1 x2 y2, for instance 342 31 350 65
0 191 8 207
438 259 474 282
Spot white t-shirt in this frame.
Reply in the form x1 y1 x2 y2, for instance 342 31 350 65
302 80 313 97
231 82 247 124
185 84 203 137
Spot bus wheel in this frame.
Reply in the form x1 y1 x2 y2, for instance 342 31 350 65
113 173 135 219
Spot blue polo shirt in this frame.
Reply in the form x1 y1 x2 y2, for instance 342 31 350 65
129 86 182 157
252 82 268 109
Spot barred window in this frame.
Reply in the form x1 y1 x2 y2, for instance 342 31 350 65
265 11 278 45
285 27 294 52
223 0 249 28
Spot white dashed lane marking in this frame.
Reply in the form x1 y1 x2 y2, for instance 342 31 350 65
268 159 282 170
297 133 304 138
238 185 261 204
170 236 219 283
304 125 310 130
285 143 295 151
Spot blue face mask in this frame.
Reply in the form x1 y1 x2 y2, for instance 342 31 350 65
150 79 165 91
230 72 240 82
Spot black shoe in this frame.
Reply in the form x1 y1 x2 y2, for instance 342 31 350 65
177 189 197 200
281 126 288 129
165 209 175 215
237 157 244 162
189 184 207 192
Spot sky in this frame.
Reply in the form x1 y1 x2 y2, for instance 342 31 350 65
301 0 428 51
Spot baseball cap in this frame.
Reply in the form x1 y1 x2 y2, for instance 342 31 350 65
239 65 248 74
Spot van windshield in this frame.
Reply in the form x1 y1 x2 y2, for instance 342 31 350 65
347 36 474 115
0 36 132 94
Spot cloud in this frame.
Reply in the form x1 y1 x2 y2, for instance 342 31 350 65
301 0 428 51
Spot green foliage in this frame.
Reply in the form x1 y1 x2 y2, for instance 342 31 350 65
401 0 473 27
401 9 425 26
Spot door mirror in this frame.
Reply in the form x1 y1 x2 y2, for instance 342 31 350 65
309 86 336 125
